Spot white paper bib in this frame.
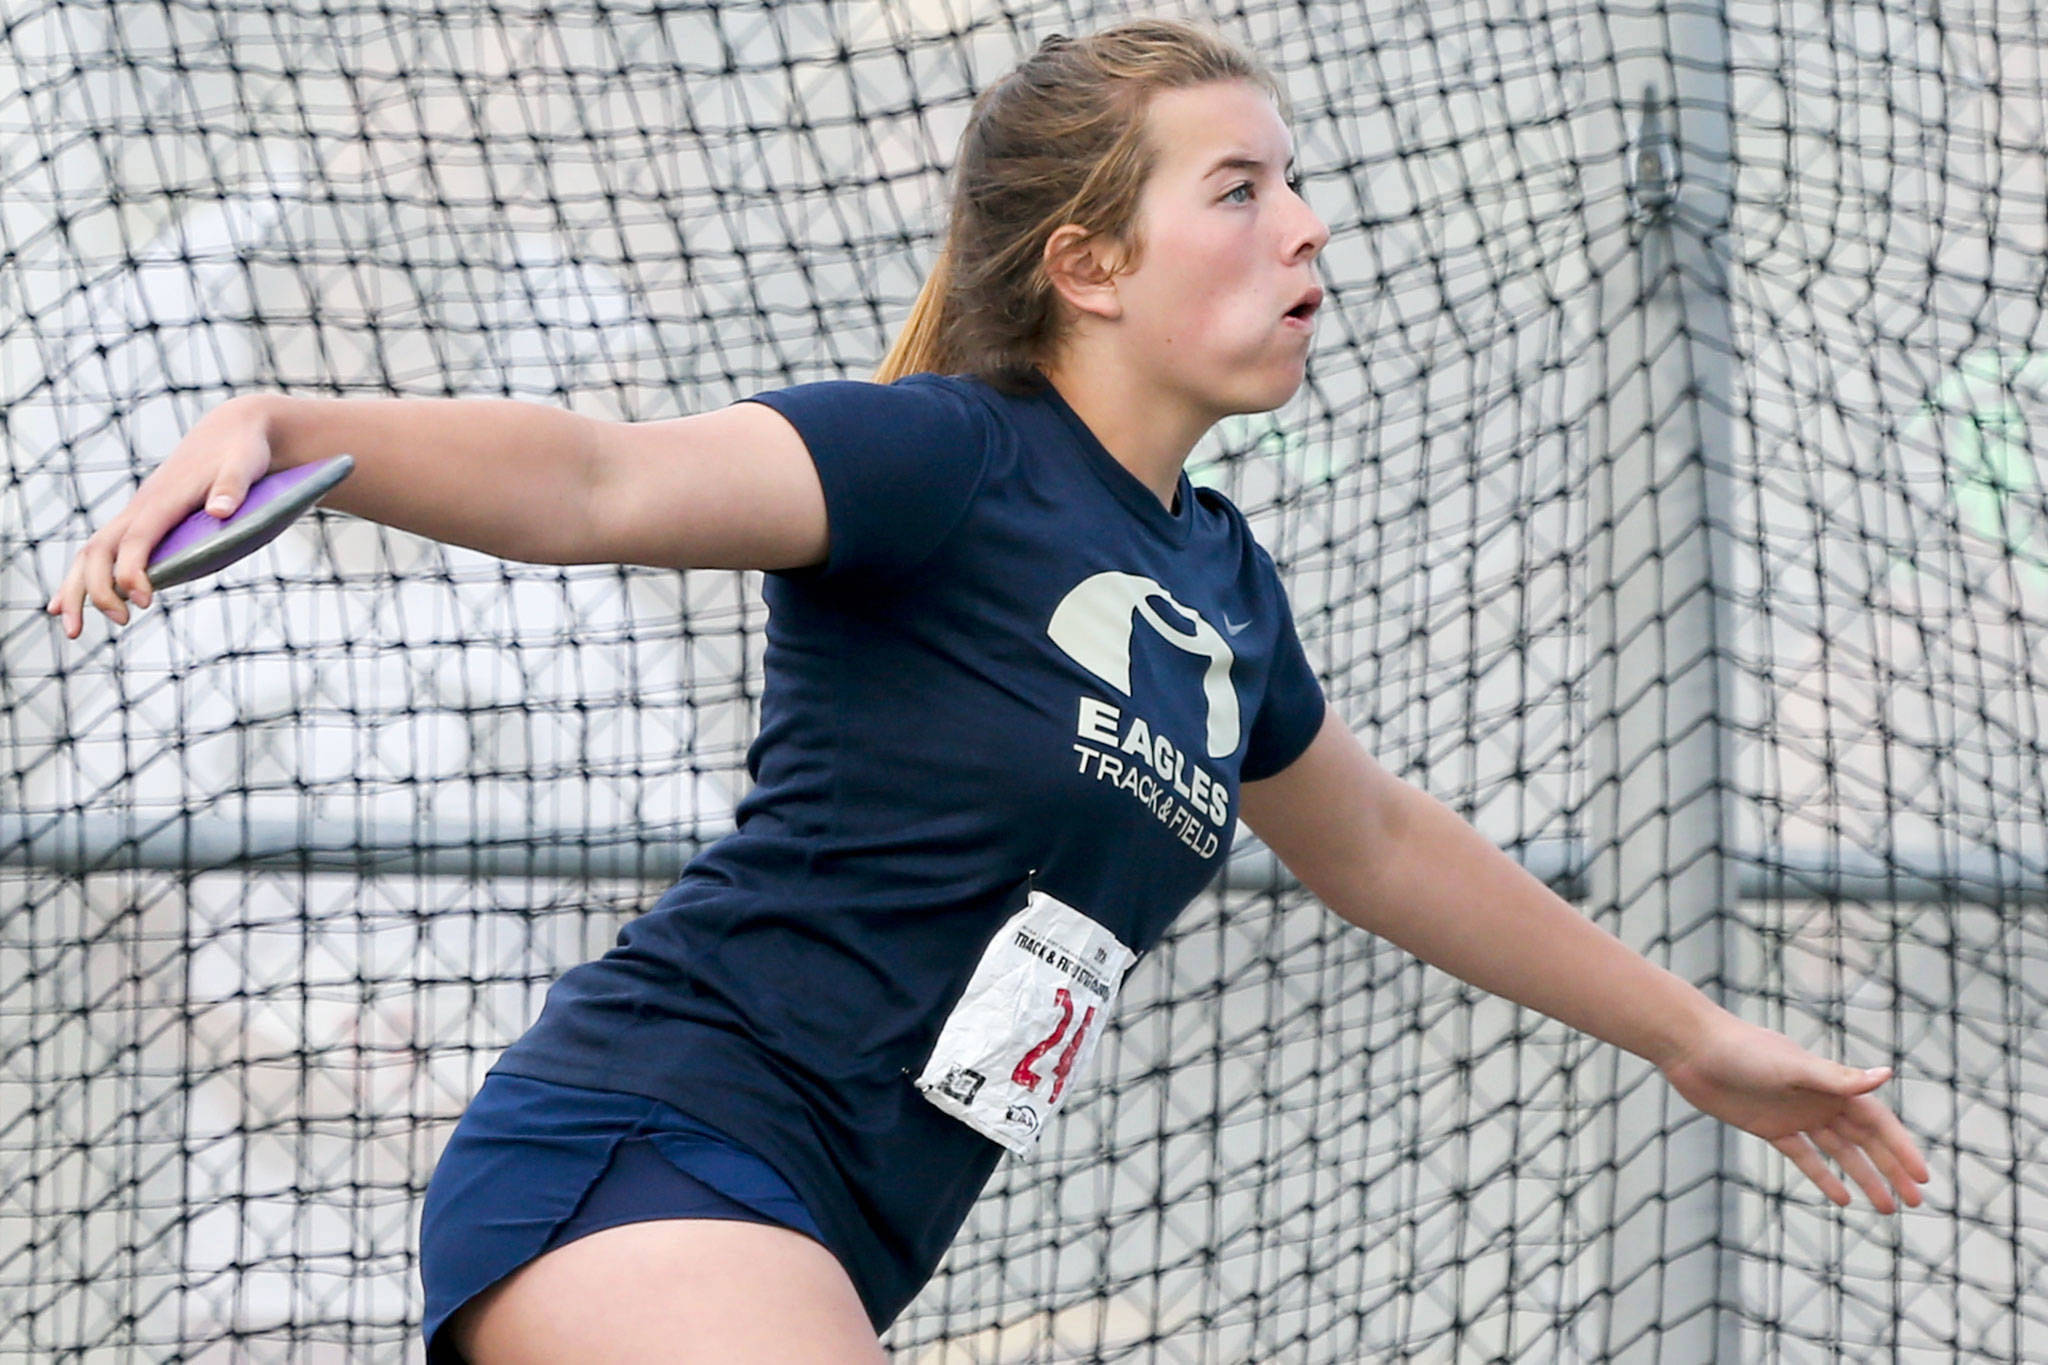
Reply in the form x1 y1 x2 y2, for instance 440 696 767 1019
915 887 1137 1155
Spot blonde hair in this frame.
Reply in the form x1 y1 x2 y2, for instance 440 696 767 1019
873 17 1286 394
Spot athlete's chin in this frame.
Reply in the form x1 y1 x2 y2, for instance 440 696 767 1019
1231 366 1307 415
1193 351 1309 418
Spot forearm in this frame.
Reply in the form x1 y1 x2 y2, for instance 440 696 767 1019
252 392 607 564
1338 782 1725 1069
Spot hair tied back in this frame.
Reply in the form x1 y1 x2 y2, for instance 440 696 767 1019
872 17 1279 393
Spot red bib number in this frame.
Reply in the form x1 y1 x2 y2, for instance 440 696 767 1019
914 888 1136 1155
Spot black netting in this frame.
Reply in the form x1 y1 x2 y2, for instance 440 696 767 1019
4 1 2043 1359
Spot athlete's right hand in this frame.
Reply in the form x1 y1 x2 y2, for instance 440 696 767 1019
46 394 279 639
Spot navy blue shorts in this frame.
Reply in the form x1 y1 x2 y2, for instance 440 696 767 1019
418 1070 828 1364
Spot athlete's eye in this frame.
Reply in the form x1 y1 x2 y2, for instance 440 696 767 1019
1285 173 1306 196
1223 182 1253 204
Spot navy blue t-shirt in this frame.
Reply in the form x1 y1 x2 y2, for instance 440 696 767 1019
490 370 1326 1329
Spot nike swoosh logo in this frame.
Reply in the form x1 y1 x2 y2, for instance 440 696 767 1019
1223 614 1251 635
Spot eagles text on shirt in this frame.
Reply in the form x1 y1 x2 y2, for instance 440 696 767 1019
487 369 1326 1331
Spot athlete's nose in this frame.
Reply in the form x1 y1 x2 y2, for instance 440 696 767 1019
1294 196 1330 261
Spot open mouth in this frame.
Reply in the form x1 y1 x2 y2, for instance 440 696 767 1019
1284 287 1324 323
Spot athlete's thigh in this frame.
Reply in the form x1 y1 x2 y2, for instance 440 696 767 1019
449 1216 889 1365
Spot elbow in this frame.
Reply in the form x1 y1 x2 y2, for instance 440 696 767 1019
1312 778 1419 935
549 415 628 565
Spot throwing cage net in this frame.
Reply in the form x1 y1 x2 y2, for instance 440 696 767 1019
5 0 2045 1359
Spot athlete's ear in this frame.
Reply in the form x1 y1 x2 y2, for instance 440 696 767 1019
1042 223 1126 324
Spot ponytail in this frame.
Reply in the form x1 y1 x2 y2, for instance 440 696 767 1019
873 243 955 384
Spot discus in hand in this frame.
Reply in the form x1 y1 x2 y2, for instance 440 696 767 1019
144 454 355 589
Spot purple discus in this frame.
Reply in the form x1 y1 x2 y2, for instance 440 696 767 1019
145 453 355 589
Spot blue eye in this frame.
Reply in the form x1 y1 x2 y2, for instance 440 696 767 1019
1224 182 1254 203
1286 173 1305 196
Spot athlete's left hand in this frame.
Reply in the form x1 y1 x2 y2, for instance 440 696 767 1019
1657 1014 1930 1213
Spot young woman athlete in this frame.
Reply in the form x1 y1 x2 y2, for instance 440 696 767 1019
49 18 1929 1363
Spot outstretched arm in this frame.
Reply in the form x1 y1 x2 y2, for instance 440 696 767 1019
1238 705 1930 1213
48 390 830 636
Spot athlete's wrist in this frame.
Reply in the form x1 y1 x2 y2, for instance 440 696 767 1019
1642 986 1738 1077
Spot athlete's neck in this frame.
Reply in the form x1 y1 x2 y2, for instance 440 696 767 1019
1035 362 1206 515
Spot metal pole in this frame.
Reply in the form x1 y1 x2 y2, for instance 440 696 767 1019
6 814 2035 902
1583 7 1743 1355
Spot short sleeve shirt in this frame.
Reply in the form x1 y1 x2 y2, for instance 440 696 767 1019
490 370 1326 1329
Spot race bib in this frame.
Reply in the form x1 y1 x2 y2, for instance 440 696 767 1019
915 887 1137 1156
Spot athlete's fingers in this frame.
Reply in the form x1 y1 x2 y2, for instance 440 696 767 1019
1810 1124 1894 1214
1837 1106 1927 1210
1773 1132 1852 1207
46 572 69 637
77 529 131 628
47 555 85 638
1853 1095 1931 1190
58 551 97 638
205 463 255 517
1853 1127 1924 1211
109 530 157 612
52 504 155 637
1825 1094 1929 1211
